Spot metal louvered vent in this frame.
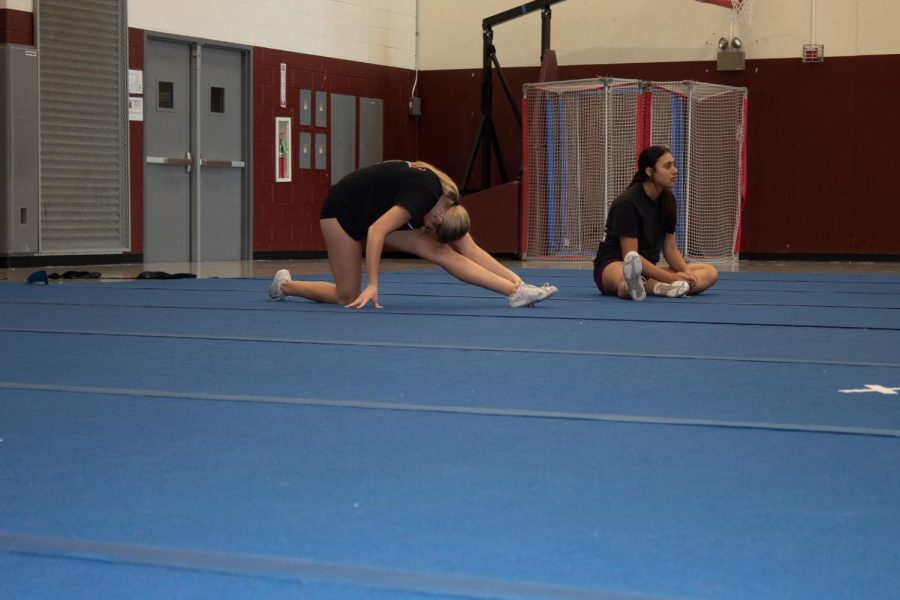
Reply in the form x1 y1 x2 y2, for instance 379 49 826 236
38 0 129 253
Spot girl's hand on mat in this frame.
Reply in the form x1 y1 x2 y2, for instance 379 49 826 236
675 271 697 287
346 285 382 309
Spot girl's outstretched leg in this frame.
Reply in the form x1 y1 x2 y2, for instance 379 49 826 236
385 229 555 307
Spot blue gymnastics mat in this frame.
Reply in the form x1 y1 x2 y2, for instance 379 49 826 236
1 269 899 599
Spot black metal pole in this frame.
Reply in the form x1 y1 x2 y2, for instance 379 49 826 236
462 0 567 192
481 28 494 189
541 5 552 61
490 53 522 127
482 0 565 30
462 115 487 192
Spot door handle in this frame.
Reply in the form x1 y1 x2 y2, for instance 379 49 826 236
200 159 246 168
146 151 193 173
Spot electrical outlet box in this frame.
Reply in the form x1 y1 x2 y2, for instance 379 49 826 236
717 50 745 71
408 96 421 116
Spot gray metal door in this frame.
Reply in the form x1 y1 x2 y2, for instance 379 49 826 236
144 37 248 263
144 37 191 262
199 46 245 261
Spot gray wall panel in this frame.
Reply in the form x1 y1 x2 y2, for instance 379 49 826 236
0 46 40 254
329 94 355 183
358 97 383 169
299 132 311 169
299 90 311 126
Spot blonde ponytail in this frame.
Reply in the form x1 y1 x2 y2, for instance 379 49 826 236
408 160 460 203
408 160 467 243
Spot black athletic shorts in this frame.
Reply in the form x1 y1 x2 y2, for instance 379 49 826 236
319 190 338 220
593 259 619 294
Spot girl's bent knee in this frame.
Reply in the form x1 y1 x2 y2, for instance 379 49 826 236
335 288 360 305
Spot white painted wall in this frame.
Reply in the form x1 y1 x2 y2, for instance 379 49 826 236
0 0 33 10
128 0 418 68
7 1 898 69
419 0 900 69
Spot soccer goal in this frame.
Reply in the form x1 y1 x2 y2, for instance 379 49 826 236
522 77 747 263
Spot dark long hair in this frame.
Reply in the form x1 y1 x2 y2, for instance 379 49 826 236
630 145 677 231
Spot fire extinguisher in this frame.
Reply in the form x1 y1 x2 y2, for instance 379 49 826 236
278 133 286 179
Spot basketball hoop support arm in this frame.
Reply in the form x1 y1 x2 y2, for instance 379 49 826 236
462 0 566 193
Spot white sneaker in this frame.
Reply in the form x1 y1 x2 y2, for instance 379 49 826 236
268 269 291 300
508 282 557 308
623 251 646 301
522 281 558 294
653 280 690 298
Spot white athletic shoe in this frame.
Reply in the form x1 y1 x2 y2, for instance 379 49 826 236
508 282 557 308
268 269 291 300
522 281 558 294
653 280 690 298
623 251 646 301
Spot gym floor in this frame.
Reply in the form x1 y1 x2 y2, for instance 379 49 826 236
2 256 900 283
2 258 899 598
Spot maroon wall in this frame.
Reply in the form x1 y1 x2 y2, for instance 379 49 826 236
128 28 144 253
418 55 900 257
252 49 419 252
0 8 33 45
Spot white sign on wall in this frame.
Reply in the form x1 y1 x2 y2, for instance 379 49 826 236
128 97 143 122
280 63 287 108
128 69 143 95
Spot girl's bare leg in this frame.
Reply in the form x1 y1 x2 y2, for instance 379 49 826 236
385 230 518 296
280 218 363 304
599 261 637 299
650 263 718 295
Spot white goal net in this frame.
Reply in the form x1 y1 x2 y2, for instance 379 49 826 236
523 77 747 263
